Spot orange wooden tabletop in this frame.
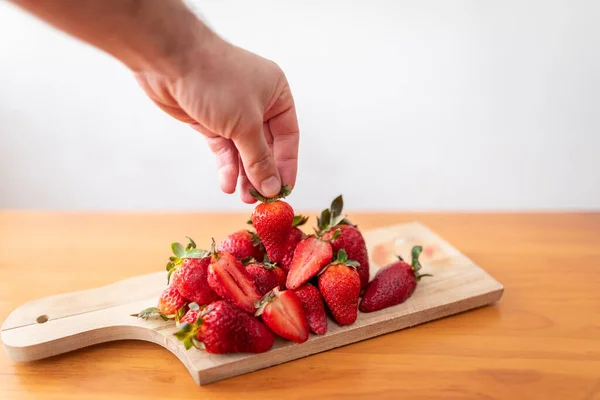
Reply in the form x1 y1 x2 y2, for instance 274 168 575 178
0 211 599 400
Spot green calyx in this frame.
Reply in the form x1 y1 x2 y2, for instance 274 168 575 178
130 307 169 321
254 287 280 317
403 245 433 281
317 249 360 276
249 230 265 251
131 303 187 322
242 257 278 271
317 195 354 235
173 302 210 350
166 237 208 283
249 184 292 204
292 215 309 227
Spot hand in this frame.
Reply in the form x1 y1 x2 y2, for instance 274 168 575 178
134 35 299 203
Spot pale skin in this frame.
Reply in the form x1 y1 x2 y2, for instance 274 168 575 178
9 0 299 203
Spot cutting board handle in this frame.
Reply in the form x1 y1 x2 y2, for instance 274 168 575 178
1 272 188 365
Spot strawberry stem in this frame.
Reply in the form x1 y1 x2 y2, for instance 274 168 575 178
410 245 433 281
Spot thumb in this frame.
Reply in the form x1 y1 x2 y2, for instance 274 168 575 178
232 122 281 198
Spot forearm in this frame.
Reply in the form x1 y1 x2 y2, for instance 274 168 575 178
9 0 215 75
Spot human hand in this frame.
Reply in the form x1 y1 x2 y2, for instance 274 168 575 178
134 34 299 203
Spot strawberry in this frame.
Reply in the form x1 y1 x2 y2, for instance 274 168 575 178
207 242 262 314
360 245 432 313
162 237 220 305
319 195 370 289
132 285 187 321
286 236 333 290
255 288 310 343
294 284 327 335
245 259 287 295
171 258 220 305
179 308 200 325
250 186 307 271
318 249 361 326
278 227 306 271
218 229 265 261
175 301 275 354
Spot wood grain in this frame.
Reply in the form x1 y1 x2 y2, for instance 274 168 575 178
0 222 503 384
0 212 599 399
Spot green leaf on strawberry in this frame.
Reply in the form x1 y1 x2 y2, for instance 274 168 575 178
166 237 208 283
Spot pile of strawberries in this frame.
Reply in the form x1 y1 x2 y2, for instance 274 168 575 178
133 187 431 354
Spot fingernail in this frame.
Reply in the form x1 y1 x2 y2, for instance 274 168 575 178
261 176 281 197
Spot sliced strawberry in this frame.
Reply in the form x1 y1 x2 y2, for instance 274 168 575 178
286 236 333 290
255 288 309 343
208 251 261 314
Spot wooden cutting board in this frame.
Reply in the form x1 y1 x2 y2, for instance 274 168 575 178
1 222 503 385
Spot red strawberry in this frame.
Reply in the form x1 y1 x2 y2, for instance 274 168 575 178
179 308 200 325
319 195 370 289
318 249 361 326
132 285 187 321
286 236 333 290
294 284 327 335
218 229 265 261
245 259 287 295
207 244 262 314
250 186 307 271
255 288 310 343
278 227 305 271
175 301 275 354
360 245 431 313
171 257 220 305
162 237 220 305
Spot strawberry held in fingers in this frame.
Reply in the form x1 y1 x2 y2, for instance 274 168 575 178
175 301 275 354
255 287 310 343
318 249 361 326
250 186 306 270
207 242 262 314
218 229 265 261
245 259 287 295
319 195 370 289
294 284 327 335
360 245 432 313
286 236 333 290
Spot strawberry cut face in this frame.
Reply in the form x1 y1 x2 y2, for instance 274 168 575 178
208 252 261 314
257 288 309 343
286 236 333 290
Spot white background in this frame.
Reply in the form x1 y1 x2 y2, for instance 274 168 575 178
1 0 599 211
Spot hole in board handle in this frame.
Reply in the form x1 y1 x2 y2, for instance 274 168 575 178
36 315 49 324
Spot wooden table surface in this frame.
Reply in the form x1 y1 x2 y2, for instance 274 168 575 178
0 211 599 400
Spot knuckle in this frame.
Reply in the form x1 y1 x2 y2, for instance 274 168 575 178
246 153 273 175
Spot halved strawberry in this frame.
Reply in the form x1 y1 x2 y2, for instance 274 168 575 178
207 244 261 314
255 288 309 343
286 236 333 290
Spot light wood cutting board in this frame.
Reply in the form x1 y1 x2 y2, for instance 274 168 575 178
1 222 503 385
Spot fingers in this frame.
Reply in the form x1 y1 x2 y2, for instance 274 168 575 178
269 103 299 189
237 158 256 204
198 128 240 194
231 119 281 198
